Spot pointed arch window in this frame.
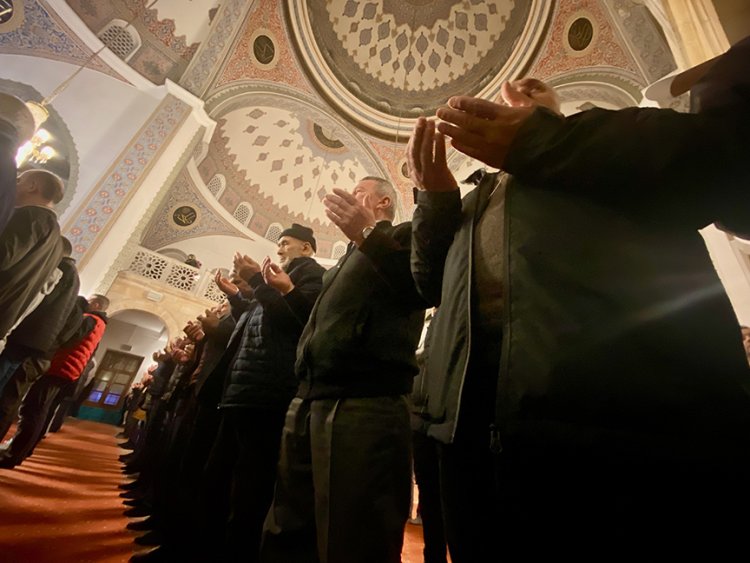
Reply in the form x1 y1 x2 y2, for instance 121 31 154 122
207 173 226 199
266 223 283 243
233 202 253 226
98 19 141 62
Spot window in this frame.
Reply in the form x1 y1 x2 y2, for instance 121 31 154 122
86 350 143 410
233 202 253 226
266 223 283 243
207 173 226 199
332 241 348 260
98 19 141 62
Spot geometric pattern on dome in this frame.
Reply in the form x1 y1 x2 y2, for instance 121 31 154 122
218 95 375 227
288 0 552 137
329 0 515 92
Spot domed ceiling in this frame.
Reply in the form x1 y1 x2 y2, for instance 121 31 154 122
287 0 553 137
198 84 389 257
5 0 682 262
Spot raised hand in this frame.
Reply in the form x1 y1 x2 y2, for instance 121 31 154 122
214 270 239 296
406 117 458 192
262 256 294 295
183 320 205 343
436 93 535 169
323 188 376 246
233 252 261 280
198 307 221 333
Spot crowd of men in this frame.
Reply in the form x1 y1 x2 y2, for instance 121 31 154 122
0 109 111 467
1 32 750 563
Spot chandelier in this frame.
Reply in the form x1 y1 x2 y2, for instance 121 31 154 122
11 0 159 163
16 127 55 166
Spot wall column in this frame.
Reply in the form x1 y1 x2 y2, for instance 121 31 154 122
63 81 215 294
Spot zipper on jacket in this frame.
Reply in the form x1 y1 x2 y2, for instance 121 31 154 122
449 175 493 443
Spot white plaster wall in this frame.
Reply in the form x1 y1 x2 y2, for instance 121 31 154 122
0 54 162 223
93 317 168 384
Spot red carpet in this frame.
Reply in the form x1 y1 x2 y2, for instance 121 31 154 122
0 418 431 562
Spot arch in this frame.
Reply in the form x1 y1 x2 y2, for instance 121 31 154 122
331 240 348 260
157 247 188 262
107 300 178 341
233 201 253 226
266 222 283 243
98 19 142 62
207 173 226 199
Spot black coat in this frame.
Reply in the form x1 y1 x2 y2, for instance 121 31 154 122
220 256 325 410
0 120 18 234
7 257 82 358
0 206 62 340
296 222 427 400
413 105 750 470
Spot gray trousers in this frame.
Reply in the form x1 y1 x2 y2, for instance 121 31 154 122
261 396 412 563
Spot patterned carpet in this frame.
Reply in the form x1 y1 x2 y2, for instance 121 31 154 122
0 418 430 562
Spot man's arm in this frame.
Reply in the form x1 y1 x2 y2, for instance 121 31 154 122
407 117 463 306
504 107 747 195
249 266 323 329
357 222 428 309
411 190 462 306
226 291 252 321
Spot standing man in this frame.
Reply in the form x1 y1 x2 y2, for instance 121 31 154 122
0 294 108 468
0 169 65 386
407 78 562 562
411 36 750 553
261 177 427 563
197 223 325 562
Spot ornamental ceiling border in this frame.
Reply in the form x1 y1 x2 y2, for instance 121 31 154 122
205 80 391 183
179 0 255 97
603 0 678 83
546 66 645 106
0 0 123 81
285 1 554 140
140 166 248 251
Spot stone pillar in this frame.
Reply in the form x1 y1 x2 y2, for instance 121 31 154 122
660 0 729 65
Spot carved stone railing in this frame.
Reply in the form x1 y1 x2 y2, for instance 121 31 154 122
126 247 226 304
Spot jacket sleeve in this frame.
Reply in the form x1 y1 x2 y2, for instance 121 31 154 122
504 107 750 222
410 189 463 306
248 266 323 330
227 291 252 321
358 222 428 309
56 297 89 349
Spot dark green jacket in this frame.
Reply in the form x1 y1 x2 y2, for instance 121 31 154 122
411 177 496 444
296 221 427 399
412 106 750 466
0 206 62 341
498 106 750 464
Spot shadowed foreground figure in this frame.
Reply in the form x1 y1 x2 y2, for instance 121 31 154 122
411 35 750 556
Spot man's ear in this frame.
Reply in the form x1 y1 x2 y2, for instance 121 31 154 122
377 195 391 212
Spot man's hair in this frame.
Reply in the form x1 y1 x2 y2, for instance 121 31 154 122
89 294 110 312
360 176 397 221
25 169 65 204
61 237 73 257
